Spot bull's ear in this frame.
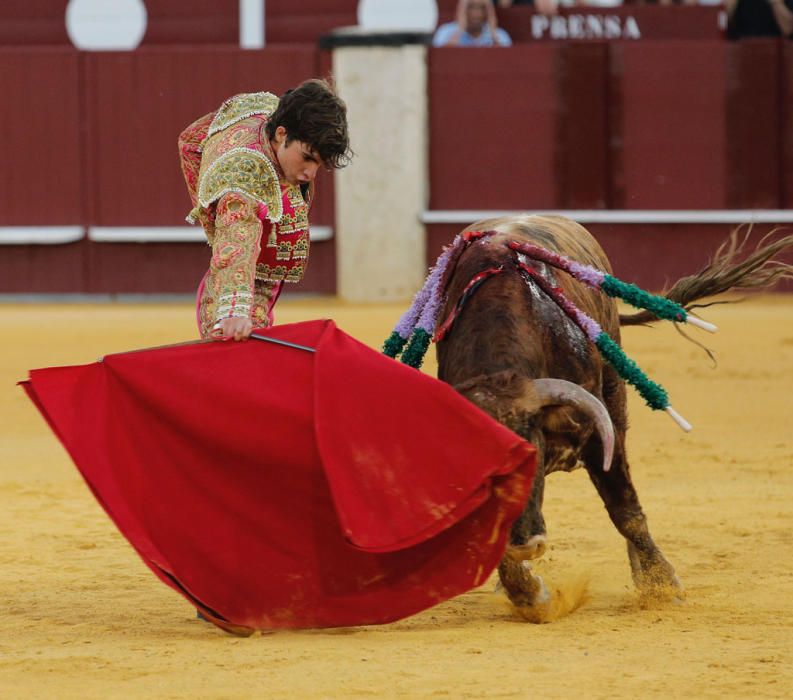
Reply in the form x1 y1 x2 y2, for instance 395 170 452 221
514 378 543 417
468 389 494 406
453 386 497 415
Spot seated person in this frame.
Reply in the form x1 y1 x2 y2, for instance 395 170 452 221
434 0 513 46
727 0 793 38
497 0 558 15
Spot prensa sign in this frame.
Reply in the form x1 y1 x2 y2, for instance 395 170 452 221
531 14 642 41
499 6 724 41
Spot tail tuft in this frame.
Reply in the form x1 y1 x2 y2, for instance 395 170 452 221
620 226 793 326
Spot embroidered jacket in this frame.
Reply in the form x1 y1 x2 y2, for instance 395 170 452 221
178 92 314 333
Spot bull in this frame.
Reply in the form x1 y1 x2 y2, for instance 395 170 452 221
432 215 793 621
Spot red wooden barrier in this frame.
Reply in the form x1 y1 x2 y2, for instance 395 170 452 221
0 0 70 45
263 1 721 45
84 47 319 226
609 42 728 209
81 46 332 294
0 48 82 225
84 241 207 295
725 39 782 208
591 223 792 293
784 43 793 209
0 241 87 294
0 0 238 46
0 46 86 292
265 0 357 44
557 42 610 209
429 46 560 210
142 0 237 45
0 3 730 48
1 37 790 295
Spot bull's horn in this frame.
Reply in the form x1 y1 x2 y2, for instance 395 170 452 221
531 379 615 472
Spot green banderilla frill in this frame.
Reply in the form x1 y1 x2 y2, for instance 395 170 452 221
595 332 669 410
383 331 408 359
600 275 686 323
400 329 432 369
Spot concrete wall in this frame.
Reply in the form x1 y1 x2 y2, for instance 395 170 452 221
334 45 428 302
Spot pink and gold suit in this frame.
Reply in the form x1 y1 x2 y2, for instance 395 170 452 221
178 92 314 338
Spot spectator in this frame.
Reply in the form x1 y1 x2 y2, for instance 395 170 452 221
498 0 558 15
434 0 513 46
498 0 625 15
727 0 793 37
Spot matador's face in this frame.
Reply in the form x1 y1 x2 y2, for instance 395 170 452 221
270 126 322 186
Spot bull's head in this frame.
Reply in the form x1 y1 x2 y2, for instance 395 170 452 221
454 370 614 472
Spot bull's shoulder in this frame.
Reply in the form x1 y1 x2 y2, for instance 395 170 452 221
470 215 611 273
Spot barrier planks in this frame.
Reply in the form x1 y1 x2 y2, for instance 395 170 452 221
609 41 728 209
429 46 560 210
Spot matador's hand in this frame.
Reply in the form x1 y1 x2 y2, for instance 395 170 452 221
213 317 254 341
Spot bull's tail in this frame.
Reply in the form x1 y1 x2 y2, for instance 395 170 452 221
620 227 793 326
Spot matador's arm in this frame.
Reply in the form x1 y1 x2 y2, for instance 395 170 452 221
208 193 263 326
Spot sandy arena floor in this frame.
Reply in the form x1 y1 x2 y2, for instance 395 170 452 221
1 296 792 699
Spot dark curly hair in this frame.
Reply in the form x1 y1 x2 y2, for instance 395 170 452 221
265 78 352 170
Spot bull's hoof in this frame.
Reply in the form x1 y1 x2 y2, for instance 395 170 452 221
512 573 553 624
628 544 685 603
498 551 548 606
637 571 686 605
499 546 590 623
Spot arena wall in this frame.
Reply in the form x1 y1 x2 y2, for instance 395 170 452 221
0 7 791 294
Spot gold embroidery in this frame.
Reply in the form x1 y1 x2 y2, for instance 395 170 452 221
257 263 289 281
292 234 309 260
207 92 279 139
276 240 292 261
197 147 281 221
212 242 244 268
186 93 315 311
266 221 277 248
278 184 309 235
200 193 263 333
286 263 305 283
217 193 253 226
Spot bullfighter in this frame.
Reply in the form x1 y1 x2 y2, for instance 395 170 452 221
178 79 352 341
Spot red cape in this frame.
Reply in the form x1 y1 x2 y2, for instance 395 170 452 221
22 320 535 630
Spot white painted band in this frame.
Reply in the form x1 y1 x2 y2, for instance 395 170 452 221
0 225 333 244
87 226 334 243
422 210 793 225
0 227 85 244
89 227 205 242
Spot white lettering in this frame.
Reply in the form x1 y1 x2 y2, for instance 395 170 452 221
586 15 604 39
624 16 641 39
604 16 622 39
550 15 569 39
568 15 586 39
532 14 550 39
530 13 642 41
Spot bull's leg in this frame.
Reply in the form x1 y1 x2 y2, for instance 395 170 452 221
498 432 553 619
507 467 547 559
583 436 683 599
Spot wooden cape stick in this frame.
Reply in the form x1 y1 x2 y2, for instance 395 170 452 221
250 333 316 353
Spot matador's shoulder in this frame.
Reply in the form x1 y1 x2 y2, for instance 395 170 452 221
207 92 280 138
